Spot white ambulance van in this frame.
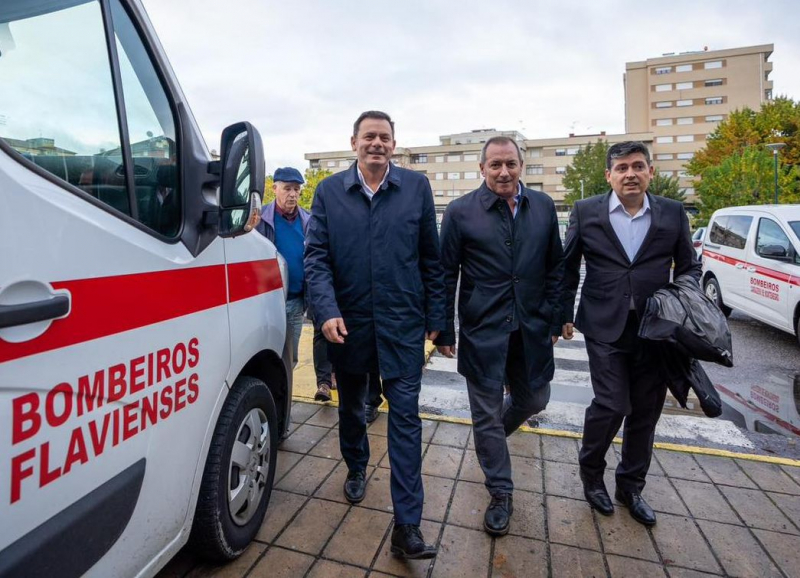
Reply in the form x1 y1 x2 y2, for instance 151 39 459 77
0 1 293 576
701 205 800 346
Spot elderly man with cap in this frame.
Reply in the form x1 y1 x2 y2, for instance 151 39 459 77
257 167 311 369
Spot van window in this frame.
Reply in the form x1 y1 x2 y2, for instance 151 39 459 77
757 219 792 258
710 215 752 250
0 0 180 237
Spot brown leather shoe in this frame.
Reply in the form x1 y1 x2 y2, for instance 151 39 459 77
314 382 332 402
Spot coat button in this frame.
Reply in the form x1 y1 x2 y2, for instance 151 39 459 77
505 239 512 246
505 315 512 323
513 276 520 283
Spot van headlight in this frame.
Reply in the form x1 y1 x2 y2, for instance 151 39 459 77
276 253 289 301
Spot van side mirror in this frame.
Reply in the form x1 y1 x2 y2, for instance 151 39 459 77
759 244 791 261
218 122 265 237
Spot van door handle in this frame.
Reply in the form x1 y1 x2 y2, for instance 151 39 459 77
746 267 756 273
735 263 744 269
0 295 70 329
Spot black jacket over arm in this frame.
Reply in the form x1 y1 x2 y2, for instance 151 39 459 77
435 184 564 388
562 191 701 343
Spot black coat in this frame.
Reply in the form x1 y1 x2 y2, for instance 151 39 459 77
434 184 564 387
304 163 446 379
562 192 701 343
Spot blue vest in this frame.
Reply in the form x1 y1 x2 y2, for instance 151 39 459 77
274 214 305 298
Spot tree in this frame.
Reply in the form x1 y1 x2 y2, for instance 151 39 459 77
562 140 610 205
688 96 800 177
648 170 685 201
262 167 332 211
695 146 800 224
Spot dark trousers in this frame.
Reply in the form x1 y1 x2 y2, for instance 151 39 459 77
314 327 382 406
467 330 551 496
337 369 424 525
580 311 667 493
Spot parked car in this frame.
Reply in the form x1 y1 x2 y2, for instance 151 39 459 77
692 226 707 259
701 205 800 346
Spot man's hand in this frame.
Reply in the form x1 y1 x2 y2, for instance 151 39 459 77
562 323 574 340
426 330 440 341
552 335 559 345
437 345 456 358
322 318 348 344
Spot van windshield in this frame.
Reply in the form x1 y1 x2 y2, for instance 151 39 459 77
790 221 800 241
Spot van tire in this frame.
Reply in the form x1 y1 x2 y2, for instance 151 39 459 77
189 376 278 562
704 277 732 318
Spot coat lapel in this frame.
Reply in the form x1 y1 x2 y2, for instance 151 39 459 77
598 192 631 263
632 192 661 263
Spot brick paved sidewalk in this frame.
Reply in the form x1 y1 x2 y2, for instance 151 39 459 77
159 401 800 578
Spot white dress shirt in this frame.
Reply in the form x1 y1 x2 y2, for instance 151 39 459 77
608 192 651 262
356 163 391 200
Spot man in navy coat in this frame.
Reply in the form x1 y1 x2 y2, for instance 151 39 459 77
305 111 445 559
435 136 564 536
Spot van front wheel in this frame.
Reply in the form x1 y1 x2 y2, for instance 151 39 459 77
704 277 732 318
190 376 278 561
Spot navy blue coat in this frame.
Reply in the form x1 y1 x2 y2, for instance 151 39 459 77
434 184 564 388
304 163 446 380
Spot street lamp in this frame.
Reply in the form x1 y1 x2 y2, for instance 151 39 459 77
765 142 786 204
580 179 585 200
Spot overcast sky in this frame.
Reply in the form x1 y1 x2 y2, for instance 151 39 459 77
141 0 799 173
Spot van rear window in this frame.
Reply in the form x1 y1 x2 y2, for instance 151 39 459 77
709 215 752 250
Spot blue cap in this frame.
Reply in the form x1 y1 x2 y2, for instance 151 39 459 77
273 167 304 184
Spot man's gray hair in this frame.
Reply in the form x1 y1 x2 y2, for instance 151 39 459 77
606 141 651 169
480 136 524 164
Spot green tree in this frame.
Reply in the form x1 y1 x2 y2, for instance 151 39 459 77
648 170 685 201
688 96 800 177
562 140 610 205
695 146 800 224
262 167 332 211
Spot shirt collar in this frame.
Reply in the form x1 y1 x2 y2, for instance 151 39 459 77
609 191 650 218
356 163 391 195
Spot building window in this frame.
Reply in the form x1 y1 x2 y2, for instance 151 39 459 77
435 172 444 180
526 165 544 175
704 60 723 69
677 135 694 143
656 136 674 144
676 64 692 73
464 171 478 179
656 119 673 126
677 152 694 160
705 78 723 87
655 83 672 92
677 99 693 107
435 155 444 163
463 153 478 162
555 166 567 174
555 148 566 156
447 189 459 197
655 101 673 108
705 115 723 122
677 170 688 178
660 170 673 177
567 148 579 155
684 187 695 196
411 154 428 164
656 154 674 160
447 154 460 162
528 148 542 158
676 81 693 90
434 190 444 196
310 160 320 169
655 66 672 75
677 117 694 125
339 160 350 167
447 172 460 180
326 161 337 167
705 97 723 105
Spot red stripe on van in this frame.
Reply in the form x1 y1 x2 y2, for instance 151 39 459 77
702 249 799 286
0 259 281 364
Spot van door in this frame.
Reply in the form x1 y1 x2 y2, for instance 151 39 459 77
0 1 229 576
744 217 796 331
705 214 753 309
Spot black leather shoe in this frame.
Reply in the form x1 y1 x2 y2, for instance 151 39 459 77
365 404 380 424
580 472 614 516
615 488 656 526
391 524 437 559
484 493 513 536
343 470 366 504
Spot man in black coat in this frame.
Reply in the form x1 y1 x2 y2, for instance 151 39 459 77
305 111 445 559
435 136 564 536
561 141 701 526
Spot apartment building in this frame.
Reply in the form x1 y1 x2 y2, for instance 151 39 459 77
625 44 774 199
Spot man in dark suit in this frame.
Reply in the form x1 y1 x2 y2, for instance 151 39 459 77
435 136 564 536
305 111 445 559
561 141 701 526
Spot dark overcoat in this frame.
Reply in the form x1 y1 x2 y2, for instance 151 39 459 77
304 163 446 380
561 191 701 343
434 183 564 387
